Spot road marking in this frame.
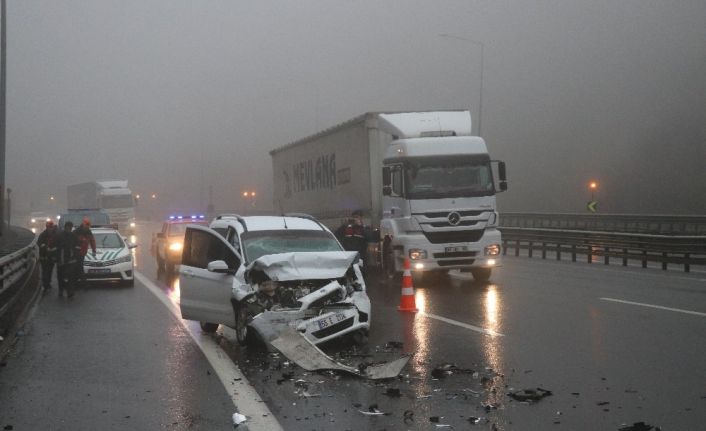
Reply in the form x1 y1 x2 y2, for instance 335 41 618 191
135 271 283 431
418 311 504 337
600 297 706 317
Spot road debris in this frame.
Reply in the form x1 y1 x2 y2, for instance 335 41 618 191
232 412 247 427
358 404 388 416
403 410 414 423
618 422 658 431
507 387 553 402
271 328 410 379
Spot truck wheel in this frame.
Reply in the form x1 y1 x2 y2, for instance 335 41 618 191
470 268 492 283
200 322 219 333
234 302 256 346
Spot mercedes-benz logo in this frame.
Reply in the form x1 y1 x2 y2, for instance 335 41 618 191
448 212 461 226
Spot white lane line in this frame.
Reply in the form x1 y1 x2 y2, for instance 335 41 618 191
418 311 504 337
135 271 283 431
600 297 706 317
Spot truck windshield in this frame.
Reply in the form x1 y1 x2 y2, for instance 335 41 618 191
102 195 134 209
404 156 494 199
241 230 342 263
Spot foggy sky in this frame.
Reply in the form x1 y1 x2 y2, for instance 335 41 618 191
6 0 706 218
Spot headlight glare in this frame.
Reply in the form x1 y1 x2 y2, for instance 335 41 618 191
169 242 183 252
409 249 427 260
484 244 501 256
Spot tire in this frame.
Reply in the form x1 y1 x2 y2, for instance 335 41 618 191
234 301 256 346
200 322 219 333
470 268 492 283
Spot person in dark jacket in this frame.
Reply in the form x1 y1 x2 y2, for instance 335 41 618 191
334 209 371 267
73 217 97 286
37 220 58 292
55 221 79 298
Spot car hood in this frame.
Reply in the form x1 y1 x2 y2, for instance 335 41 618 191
246 251 358 281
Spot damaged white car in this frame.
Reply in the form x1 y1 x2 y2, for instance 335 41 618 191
178 214 371 346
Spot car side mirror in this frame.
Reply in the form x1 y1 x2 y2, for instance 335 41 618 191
207 260 230 273
156 232 165 239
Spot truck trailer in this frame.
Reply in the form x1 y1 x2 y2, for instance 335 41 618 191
270 110 507 282
67 180 136 232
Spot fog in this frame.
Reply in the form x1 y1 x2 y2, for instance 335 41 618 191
6 0 706 219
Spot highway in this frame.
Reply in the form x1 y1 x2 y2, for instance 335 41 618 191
1 222 704 430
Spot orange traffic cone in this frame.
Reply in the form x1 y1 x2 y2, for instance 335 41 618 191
398 257 418 312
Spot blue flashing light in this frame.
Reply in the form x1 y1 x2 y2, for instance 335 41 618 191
191 215 197 219
198 215 205 219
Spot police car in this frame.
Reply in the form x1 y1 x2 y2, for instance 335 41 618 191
83 227 137 286
151 215 209 274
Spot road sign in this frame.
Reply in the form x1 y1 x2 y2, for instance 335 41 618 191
587 201 598 213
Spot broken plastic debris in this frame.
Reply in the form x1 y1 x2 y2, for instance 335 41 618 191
271 328 409 379
618 422 656 431
468 416 483 424
232 412 247 427
358 404 388 416
508 387 553 402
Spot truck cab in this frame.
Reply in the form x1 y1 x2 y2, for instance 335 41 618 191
378 112 507 282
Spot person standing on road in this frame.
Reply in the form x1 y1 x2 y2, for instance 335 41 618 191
335 209 372 268
55 221 79 298
37 220 58 292
73 217 96 287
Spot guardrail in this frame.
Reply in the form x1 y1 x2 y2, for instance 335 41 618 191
0 232 39 341
500 213 706 236
500 227 706 272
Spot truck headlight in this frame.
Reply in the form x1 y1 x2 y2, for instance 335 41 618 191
484 244 500 256
169 242 183 252
409 249 427 260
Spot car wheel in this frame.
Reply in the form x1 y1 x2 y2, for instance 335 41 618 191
234 301 255 346
200 322 219 333
470 268 492 283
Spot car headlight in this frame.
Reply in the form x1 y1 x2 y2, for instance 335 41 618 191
484 244 501 256
115 255 132 264
129 222 136 228
409 249 427 260
169 242 183 252
31 218 36 223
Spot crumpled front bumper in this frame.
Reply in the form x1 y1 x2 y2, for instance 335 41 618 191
249 283 370 346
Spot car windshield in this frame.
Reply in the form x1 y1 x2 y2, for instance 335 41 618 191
241 229 342 262
94 233 124 249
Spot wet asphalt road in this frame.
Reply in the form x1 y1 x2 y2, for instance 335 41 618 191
2 222 705 430
137 223 706 430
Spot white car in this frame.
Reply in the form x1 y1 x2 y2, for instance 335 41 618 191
178 214 371 346
83 227 137 286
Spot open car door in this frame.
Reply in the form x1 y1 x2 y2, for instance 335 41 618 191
178 224 242 327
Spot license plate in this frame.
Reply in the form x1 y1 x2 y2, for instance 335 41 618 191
315 312 347 330
445 246 468 253
88 268 111 274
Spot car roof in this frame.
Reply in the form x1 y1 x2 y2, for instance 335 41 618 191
211 215 326 232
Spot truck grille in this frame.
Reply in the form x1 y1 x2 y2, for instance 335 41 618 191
422 230 485 244
417 210 487 218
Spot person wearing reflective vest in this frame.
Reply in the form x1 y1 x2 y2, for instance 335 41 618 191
334 209 371 268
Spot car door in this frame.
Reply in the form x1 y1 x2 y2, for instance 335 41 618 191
179 224 242 327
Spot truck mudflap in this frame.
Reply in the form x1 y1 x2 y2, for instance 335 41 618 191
271 328 410 379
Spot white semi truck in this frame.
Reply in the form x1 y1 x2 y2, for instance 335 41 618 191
67 180 136 232
270 110 507 282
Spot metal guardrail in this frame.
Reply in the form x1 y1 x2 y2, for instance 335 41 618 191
500 227 706 272
0 232 39 340
500 213 706 236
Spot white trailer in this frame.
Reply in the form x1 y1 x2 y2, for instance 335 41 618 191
67 180 136 232
270 110 507 282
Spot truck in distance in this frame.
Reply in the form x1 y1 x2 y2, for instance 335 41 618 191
270 110 507 282
67 180 136 233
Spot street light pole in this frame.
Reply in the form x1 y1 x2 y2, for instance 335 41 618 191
438 33 485 136
0 0 6 235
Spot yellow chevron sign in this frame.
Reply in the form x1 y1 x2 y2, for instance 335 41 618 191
587 201 598 213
